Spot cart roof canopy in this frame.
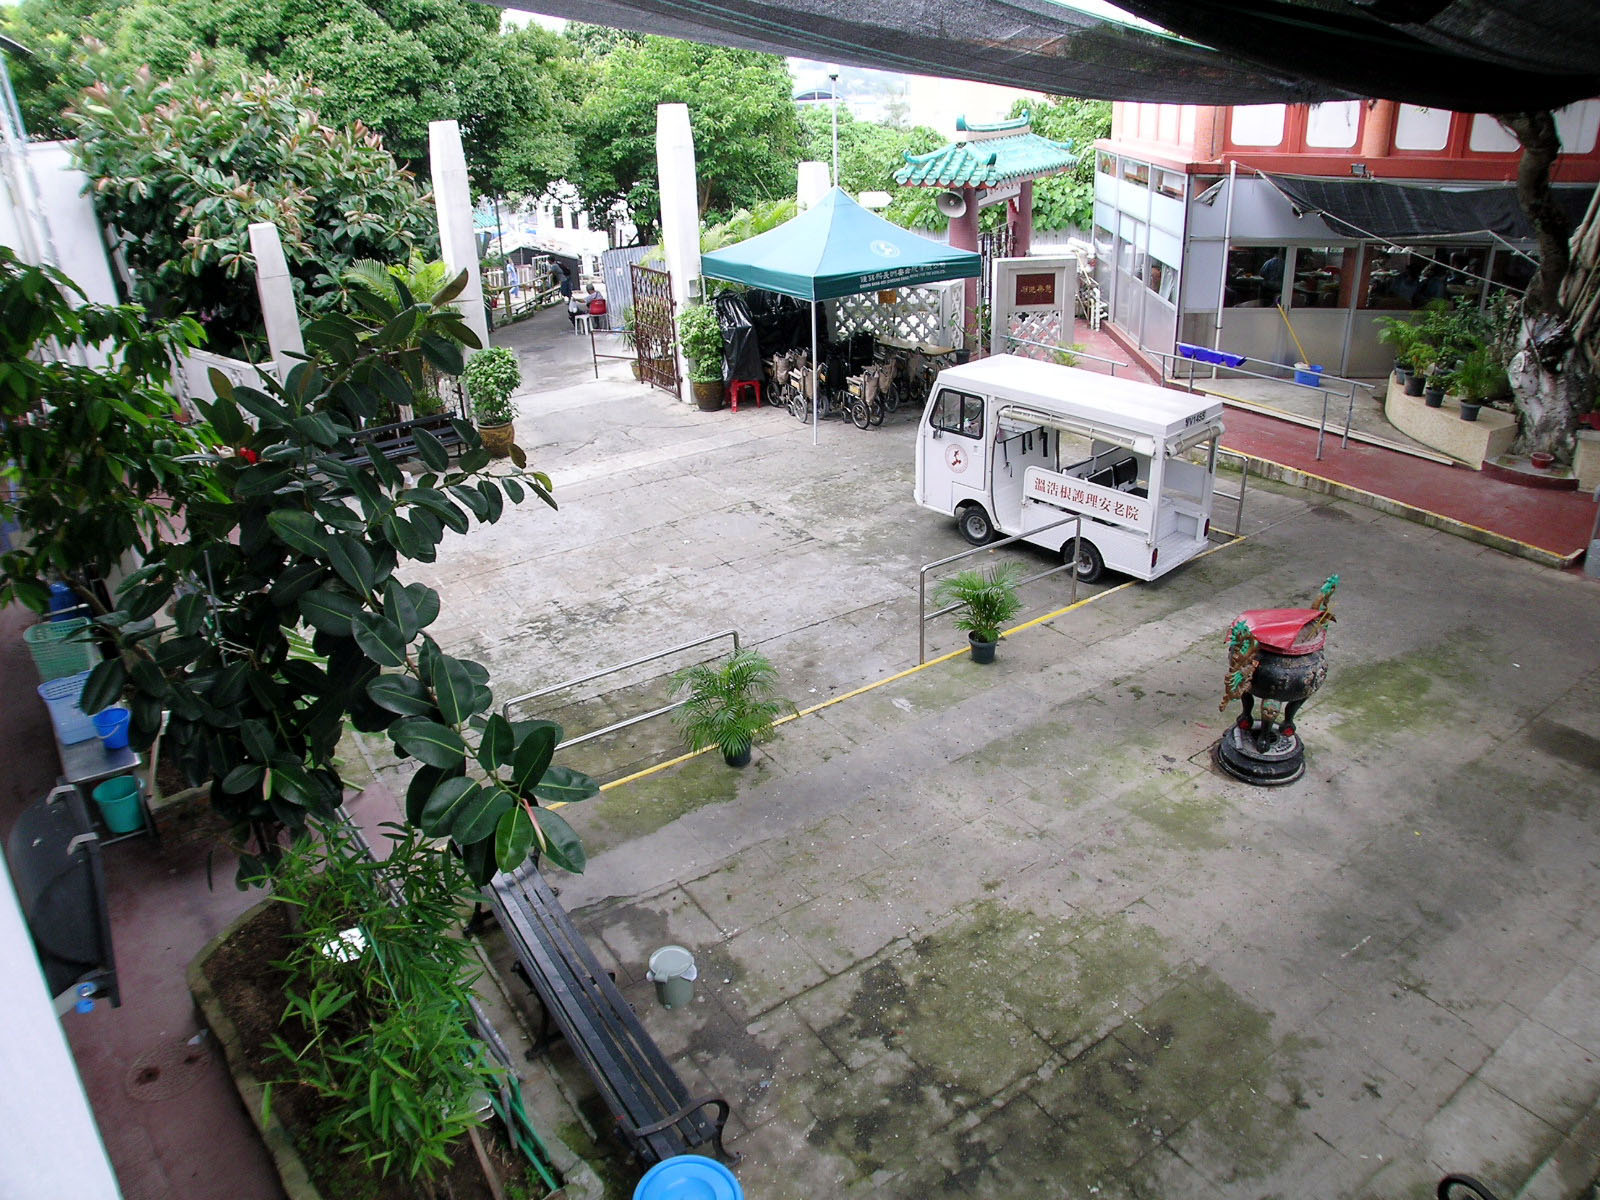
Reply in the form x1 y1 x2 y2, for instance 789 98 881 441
699 188 981 302
938 355 1225 444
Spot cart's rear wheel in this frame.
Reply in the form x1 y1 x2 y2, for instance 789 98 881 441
958 504 994 545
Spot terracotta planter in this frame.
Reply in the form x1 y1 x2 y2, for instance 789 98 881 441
478 421 515 459
692 379 724 411
1530 451 1556 470
630 360 642 381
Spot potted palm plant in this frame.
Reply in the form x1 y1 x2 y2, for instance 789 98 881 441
932 564 1025 663
1452 345 1505 423
677 303 726 411
463 346 521 458
1375 316 1420 384
670 649 795 767
1407 339 1439 400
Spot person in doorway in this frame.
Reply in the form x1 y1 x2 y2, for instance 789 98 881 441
1257 251 1284 304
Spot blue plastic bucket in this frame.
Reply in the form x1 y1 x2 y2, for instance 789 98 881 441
1294 362 1325 387
93 706 131 750
92 776 144 834
633 1156 743 1200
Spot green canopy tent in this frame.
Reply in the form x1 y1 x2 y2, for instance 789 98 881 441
700 187 981 443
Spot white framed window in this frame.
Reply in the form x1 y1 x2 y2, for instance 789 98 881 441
1469 115 1520 153
1231 105 1285 147
1395 105 1450 151
1306 101 1361 149
1555 100 1600 155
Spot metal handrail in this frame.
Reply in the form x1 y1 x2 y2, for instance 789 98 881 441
1003 334 1130 376
1212 449 1251 537
1154 347 1374 461
588 325 636 379
917 514 1081 664
499 628 742 752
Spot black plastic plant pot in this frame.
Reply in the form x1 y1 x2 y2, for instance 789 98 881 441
1459 402 1481 422
1424 386 1445 408
723 744 752 768
968 632 998 664
1404 373 1426 397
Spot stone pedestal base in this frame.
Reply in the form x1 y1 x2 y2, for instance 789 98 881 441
1216 724 1305 786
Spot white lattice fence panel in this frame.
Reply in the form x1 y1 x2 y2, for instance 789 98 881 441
1004 310 1066 360
830 281 963 348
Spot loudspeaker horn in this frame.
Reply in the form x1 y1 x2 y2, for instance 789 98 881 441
935 189 967 218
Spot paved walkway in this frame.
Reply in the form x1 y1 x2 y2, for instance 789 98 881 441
1217 406 1597 566
8 304 1600 1200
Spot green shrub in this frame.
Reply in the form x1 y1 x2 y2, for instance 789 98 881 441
66 51 435 354
932 564 1025 644
677 303 725 384
463 347 522 425
671 649 794 761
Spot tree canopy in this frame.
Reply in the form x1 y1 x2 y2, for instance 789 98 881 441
0 0 579 194
564 32 801 236
67 51 436 351
796 105 943 198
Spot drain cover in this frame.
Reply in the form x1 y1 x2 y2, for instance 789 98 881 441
124 1036 214 1102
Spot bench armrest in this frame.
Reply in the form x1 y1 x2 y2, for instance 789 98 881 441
631 1095 738 1164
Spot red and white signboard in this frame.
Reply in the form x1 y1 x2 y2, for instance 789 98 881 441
1023 467 1151 532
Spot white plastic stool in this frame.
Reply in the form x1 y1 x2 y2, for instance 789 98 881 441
574 313 594 336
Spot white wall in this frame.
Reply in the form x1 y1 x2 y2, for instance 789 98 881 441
0 141 120 305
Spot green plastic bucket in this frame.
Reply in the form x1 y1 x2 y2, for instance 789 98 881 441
92 776 144 835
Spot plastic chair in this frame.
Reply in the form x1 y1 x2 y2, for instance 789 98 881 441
728 380 761 412
574 313 594 336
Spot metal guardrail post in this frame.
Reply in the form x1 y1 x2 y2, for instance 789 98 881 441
1211 449 1249 537
917 514 1081 664
1003 334 1130 376
500 629 743 752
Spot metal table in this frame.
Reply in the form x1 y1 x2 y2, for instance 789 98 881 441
55 735 152 845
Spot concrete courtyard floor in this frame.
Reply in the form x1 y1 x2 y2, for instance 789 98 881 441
347 308 1600 1199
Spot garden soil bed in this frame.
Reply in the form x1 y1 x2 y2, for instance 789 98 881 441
191 900 551 1200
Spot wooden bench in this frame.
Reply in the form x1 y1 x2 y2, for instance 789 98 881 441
485 862 736 1165
339 412 469 469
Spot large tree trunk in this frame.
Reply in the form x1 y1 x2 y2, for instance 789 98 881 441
1499 111 1591 461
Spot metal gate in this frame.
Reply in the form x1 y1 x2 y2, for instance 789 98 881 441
629 263 679 397
977 227 1013 314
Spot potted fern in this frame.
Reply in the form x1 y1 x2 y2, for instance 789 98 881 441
677 303 726 411
671 649 795 767
932 564 1025 663
463 346 521 458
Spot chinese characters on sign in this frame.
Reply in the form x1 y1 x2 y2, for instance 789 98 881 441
1024 470 1150 530
1014 272 1057 307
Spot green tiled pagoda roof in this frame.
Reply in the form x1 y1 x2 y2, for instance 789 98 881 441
894 115 1077 189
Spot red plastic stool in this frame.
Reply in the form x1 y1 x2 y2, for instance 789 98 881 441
728 380 762 412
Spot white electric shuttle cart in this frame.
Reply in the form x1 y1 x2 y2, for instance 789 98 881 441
913 355 1225 582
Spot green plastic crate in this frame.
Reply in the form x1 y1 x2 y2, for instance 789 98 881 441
25 617 96 682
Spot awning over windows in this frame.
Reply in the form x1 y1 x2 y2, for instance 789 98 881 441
1259 174 1597 244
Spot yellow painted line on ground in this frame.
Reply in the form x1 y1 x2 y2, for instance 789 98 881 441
1229 449 1568 560
594 534 1250 795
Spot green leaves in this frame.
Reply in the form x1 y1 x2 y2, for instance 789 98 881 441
390 719 467 769
353 612 408 668
508 723 557 796
368 674 435 716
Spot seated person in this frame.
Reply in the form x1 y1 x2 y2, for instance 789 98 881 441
585 287 608 329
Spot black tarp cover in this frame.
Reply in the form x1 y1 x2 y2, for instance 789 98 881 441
478 0 1600 112
1261 174 1597 242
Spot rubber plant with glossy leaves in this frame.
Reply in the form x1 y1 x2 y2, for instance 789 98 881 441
71 267 597 883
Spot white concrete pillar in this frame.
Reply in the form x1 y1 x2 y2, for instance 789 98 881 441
656 103 701 402
797 162 831 210
247 222 305 384
428 120 490 353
